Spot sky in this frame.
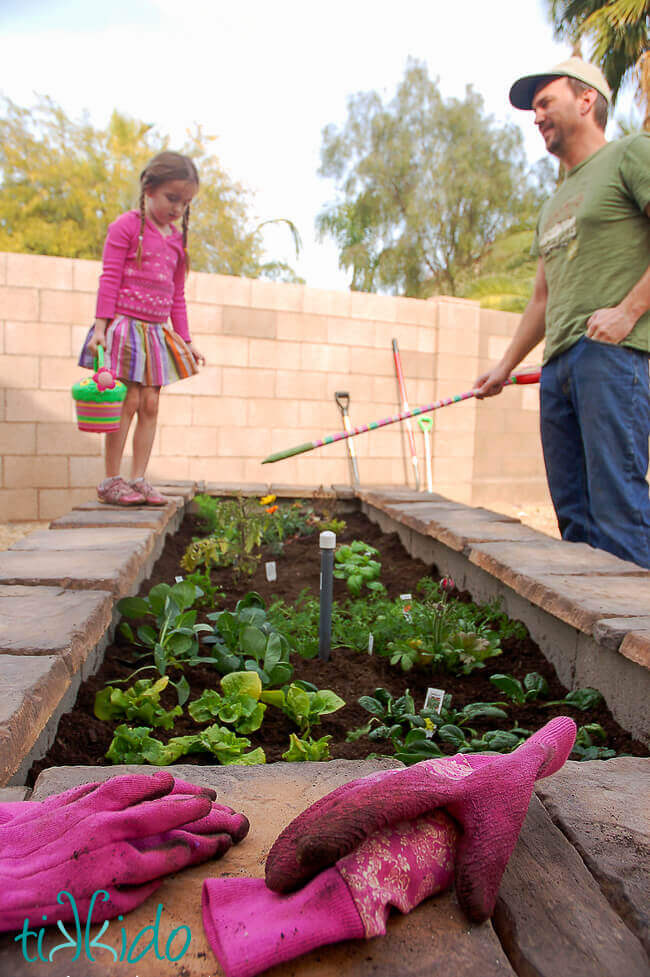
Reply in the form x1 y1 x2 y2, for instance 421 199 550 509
0 0 638 288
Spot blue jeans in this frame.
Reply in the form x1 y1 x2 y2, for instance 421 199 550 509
540 337 650 568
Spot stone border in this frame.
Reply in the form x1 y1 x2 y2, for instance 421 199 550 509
0 482 648 787
358 488 650 743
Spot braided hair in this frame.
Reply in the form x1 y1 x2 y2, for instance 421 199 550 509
136 151 199 273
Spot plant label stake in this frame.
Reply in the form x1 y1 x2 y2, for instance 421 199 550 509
417 415 434 493
392 338 420 491
262 367 541 465
265 561 277 582
334 391 360 487
319 531 336 661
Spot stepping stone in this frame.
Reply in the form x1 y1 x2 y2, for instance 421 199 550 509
0 541 151 597
470 538 649 580
384 504 541 551
0 655 70 785
495 793 648 977
593 617 650 667
0 584 113 674
536 757 650 953
49 505 177 531
10 526 154 553
0 787 30 802
0 761 516 977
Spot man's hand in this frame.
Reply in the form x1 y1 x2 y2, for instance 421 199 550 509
474 363 512 399
586 305 636 344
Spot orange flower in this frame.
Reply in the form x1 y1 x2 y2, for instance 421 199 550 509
266 505 279 514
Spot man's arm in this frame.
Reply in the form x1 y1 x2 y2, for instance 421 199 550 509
474 258 547 398
586 203 650 344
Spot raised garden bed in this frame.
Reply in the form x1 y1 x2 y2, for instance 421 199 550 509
29 497 648 783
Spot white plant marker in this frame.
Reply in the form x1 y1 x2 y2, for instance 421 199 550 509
265 561 277 582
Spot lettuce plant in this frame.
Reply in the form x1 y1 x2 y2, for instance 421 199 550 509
282 733 332 762
105 722 266 766
94 676 182 730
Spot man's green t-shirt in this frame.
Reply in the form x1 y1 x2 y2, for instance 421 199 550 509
532 133 650 364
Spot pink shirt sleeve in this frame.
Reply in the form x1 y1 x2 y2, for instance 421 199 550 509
170 245 191 342
95 212 137 320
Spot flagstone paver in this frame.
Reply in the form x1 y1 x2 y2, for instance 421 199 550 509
495 794 648 977
0 761 517 977
0 655 71 785
0 543 152 597
536 757 650 953
0 584 113 674
50 499 182 531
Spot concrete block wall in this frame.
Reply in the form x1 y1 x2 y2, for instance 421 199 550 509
0 251 548 520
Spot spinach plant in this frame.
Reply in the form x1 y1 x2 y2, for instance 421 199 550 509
204 592 294 686
570 723 617 760
334 540 385 596
489 672 549 703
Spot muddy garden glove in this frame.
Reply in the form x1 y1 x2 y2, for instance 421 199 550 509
202 809 458 977
265 716 576 922
0 771 248 933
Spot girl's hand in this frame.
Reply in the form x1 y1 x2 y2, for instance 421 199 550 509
88 323 106 356
188 342 205 366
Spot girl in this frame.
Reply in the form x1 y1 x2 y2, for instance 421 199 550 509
79 151 205 506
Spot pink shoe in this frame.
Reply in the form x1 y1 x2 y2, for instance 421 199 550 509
97 476 146 506
130 478 167 506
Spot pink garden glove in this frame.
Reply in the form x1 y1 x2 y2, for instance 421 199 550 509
0 771 248 933
202 809 458 977
265 716 576 922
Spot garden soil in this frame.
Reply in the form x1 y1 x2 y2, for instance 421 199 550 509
28 508 648 783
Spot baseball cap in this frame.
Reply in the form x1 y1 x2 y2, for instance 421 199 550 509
509 57 612 110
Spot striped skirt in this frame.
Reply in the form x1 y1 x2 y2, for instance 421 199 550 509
78 316 198 386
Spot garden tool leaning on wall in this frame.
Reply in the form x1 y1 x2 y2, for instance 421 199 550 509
334 391 360 487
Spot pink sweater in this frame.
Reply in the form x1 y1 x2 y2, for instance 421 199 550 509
95 210 191 342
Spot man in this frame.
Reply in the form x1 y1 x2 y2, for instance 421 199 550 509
476 58 650 568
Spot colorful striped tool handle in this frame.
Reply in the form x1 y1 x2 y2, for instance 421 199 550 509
262 367 541 464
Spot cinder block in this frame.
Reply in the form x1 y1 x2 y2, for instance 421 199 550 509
187 303 223 335
191 396 247 427
433 456 475 483
299 400 345 429
249 338 300 370
167 365 221 397
219 427 272 458
146 456 190 481
7 253 74 290
0 354 39 389
372 375 399 405
0 489 38 520
222 367 275 398
157 394 193 426
68 456 105 487
522 387 540 411
0 423 36 455
487 336 511 361
0 287 39 321
301 343 350 374
393 296 427 325
250 279 304 312
39 290 94 324
349 291 399 322
39 356 80 390
417 324 437 353
248 398 300 428
303 287 351 318
189 272 252 306
326 317 375 348
185 457 229 482
275 371 327 401
5 456 68 489
160 425 218 458
374 320 418 351
38 488 94 520
71 258 101 292
333 373 373 402
277 311 327 342
0 252 6 285
5 322 72 356
223 307 277 339
400 350 435 380
36 423 102 456
5 389 73 423
349 347 395 378
206 335 248 367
